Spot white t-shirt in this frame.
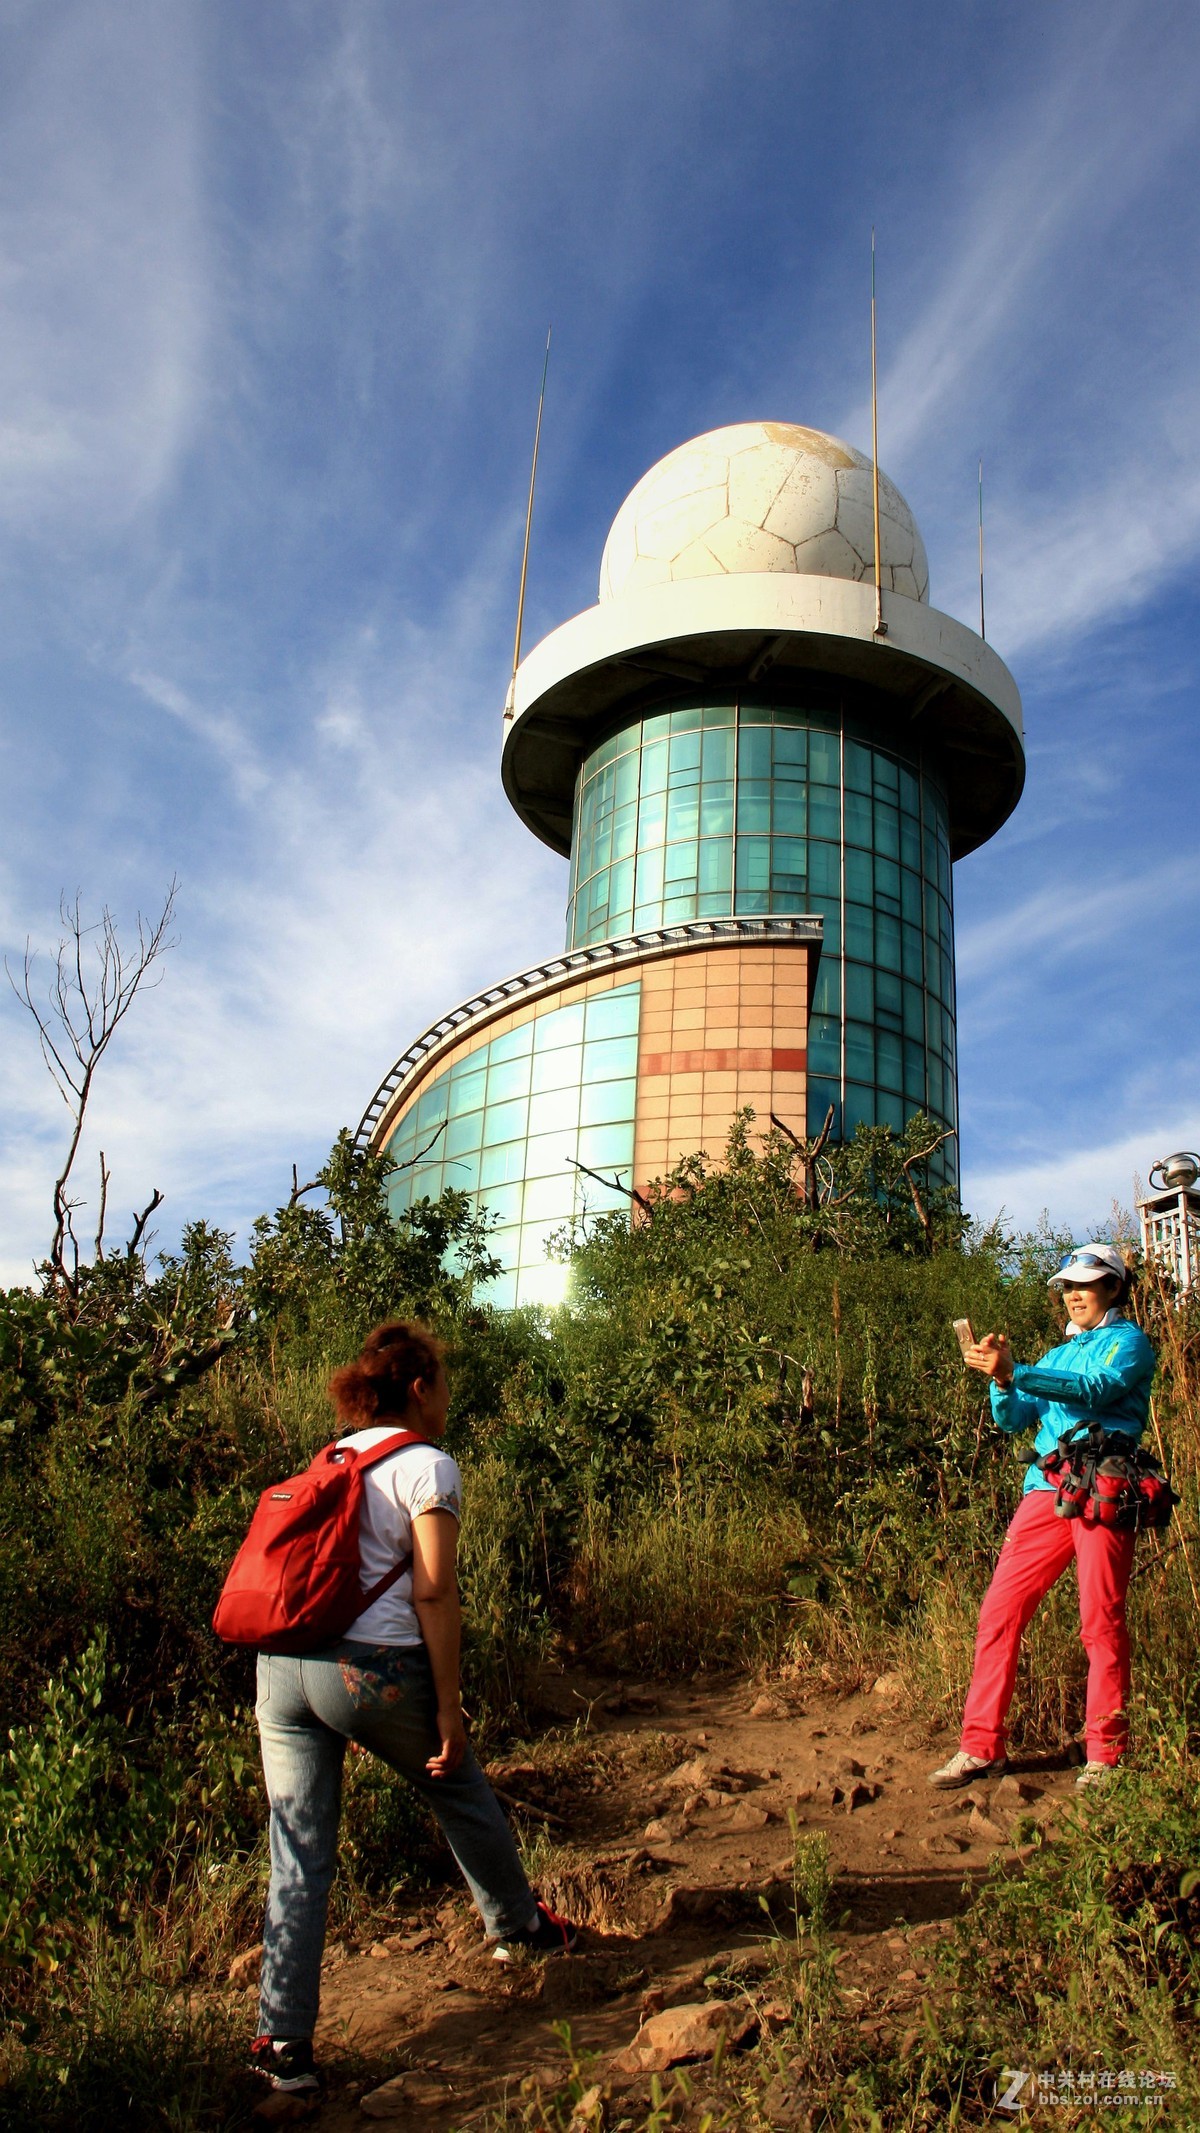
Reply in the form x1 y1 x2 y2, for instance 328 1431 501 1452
340 1427 463 1646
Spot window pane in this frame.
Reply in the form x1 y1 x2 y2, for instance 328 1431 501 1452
772 785 806 835
845 903 873 960
450 1066 487 1111
580 1074 637 1126
640 739 668 794
585 1032 639 1080
735 836 770 892
486 1023 534 1064
844 739 872 793
445 1109 483 1157
478 1180 522 1225
808 841 839 897
698 836 733 894
669 730 701 775
876 967 903 1022
700 783 734 834
810 730 839 785
577 1122 636 1170
809 787 840 838
482 1097 528 1144
415 1081 450 1128
701 727 734 780
845 1081 875 1129
445 1150 481 1192
531 1043 584 1093
844 963 873 1020
808 1081 840 1137
665 840 699 886
773 725 807 769
585 986 640 1038
635 786 664 846
486 1055 531 1103
876 911 902 973
607 857 634 926
738 726 773 779
669 705 702 735
736 780 771 834
811 962 841 1016
522 1173 577 1223
612 801 638 858
843 790 871 849
534 1001 585 1050
666 786 699 842
523 1128 578 1177
874 802 900 860
661 891 698 922
479 1140 526 1187
877 1028 903 1093
615 751 639 807
845 847 872 901
808 1015 840 1073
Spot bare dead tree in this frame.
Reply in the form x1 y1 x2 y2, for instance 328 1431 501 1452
770 1104 836 1206
901 1127 956 1253
7 883 178 1294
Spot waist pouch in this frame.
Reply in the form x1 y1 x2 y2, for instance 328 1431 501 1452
1038 1425 1178 1532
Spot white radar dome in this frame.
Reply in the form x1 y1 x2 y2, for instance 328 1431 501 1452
599 420 929 605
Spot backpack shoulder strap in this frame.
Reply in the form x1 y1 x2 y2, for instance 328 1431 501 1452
352 1428 429 1470
350 1428 430 1613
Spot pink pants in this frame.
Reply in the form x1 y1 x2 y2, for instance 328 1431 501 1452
960 1488 1135 1766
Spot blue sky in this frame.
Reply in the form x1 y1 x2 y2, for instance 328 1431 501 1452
2 0 1199 1283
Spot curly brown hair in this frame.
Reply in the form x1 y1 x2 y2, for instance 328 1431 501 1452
327 1320 445 1429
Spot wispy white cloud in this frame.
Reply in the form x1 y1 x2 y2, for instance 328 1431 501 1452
832 7 1200 657
962 1112 1200 1241
0 0 208 533
956 854 1200 991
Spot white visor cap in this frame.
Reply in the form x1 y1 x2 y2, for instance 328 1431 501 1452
1048 1242 1127 1289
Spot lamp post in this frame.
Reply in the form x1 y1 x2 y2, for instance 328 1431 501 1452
1138 1152 1200 1296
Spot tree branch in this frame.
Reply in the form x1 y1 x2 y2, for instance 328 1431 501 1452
568 1157 654 1218
127 1188 165 1263
901 1128 956 1253
770 1104 835 1206
94 1151 111 1263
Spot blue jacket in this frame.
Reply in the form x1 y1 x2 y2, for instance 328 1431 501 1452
989 1314 1157 1493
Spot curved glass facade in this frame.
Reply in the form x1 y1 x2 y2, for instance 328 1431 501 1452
567 698 957 1185
383 982 641 1309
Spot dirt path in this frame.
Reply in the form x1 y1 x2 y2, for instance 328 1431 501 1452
254 1668 1081 2127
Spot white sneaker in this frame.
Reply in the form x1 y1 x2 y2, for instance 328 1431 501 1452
1075 1761 1118 1791
927 1749 1008 1790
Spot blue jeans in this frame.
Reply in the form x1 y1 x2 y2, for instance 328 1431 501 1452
255 1641 536 2038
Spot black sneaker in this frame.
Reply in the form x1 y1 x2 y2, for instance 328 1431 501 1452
491 1898 579 1963
249 2035 322 2095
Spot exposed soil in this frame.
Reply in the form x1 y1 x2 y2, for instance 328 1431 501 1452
245 1667 1084 2128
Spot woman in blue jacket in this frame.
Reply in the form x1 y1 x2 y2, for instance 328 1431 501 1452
929 1243 1155 1792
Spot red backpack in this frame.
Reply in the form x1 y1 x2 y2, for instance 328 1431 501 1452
213 1430 424 1653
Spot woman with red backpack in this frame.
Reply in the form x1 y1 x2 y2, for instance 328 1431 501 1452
928 1244 1156 1797
247 1321 577 2107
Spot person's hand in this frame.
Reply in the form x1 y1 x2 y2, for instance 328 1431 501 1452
964 1332 1014 1386
426 1704 467 1778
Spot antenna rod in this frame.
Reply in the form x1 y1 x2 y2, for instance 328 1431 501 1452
870 231 885 636
507 327 552 717
977 455 986 641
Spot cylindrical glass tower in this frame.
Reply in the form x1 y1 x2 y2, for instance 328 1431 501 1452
565 692 956 1177
361 420 1024 1302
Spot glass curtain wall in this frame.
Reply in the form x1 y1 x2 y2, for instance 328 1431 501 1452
383 983 641 1308
567 699 957 1186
